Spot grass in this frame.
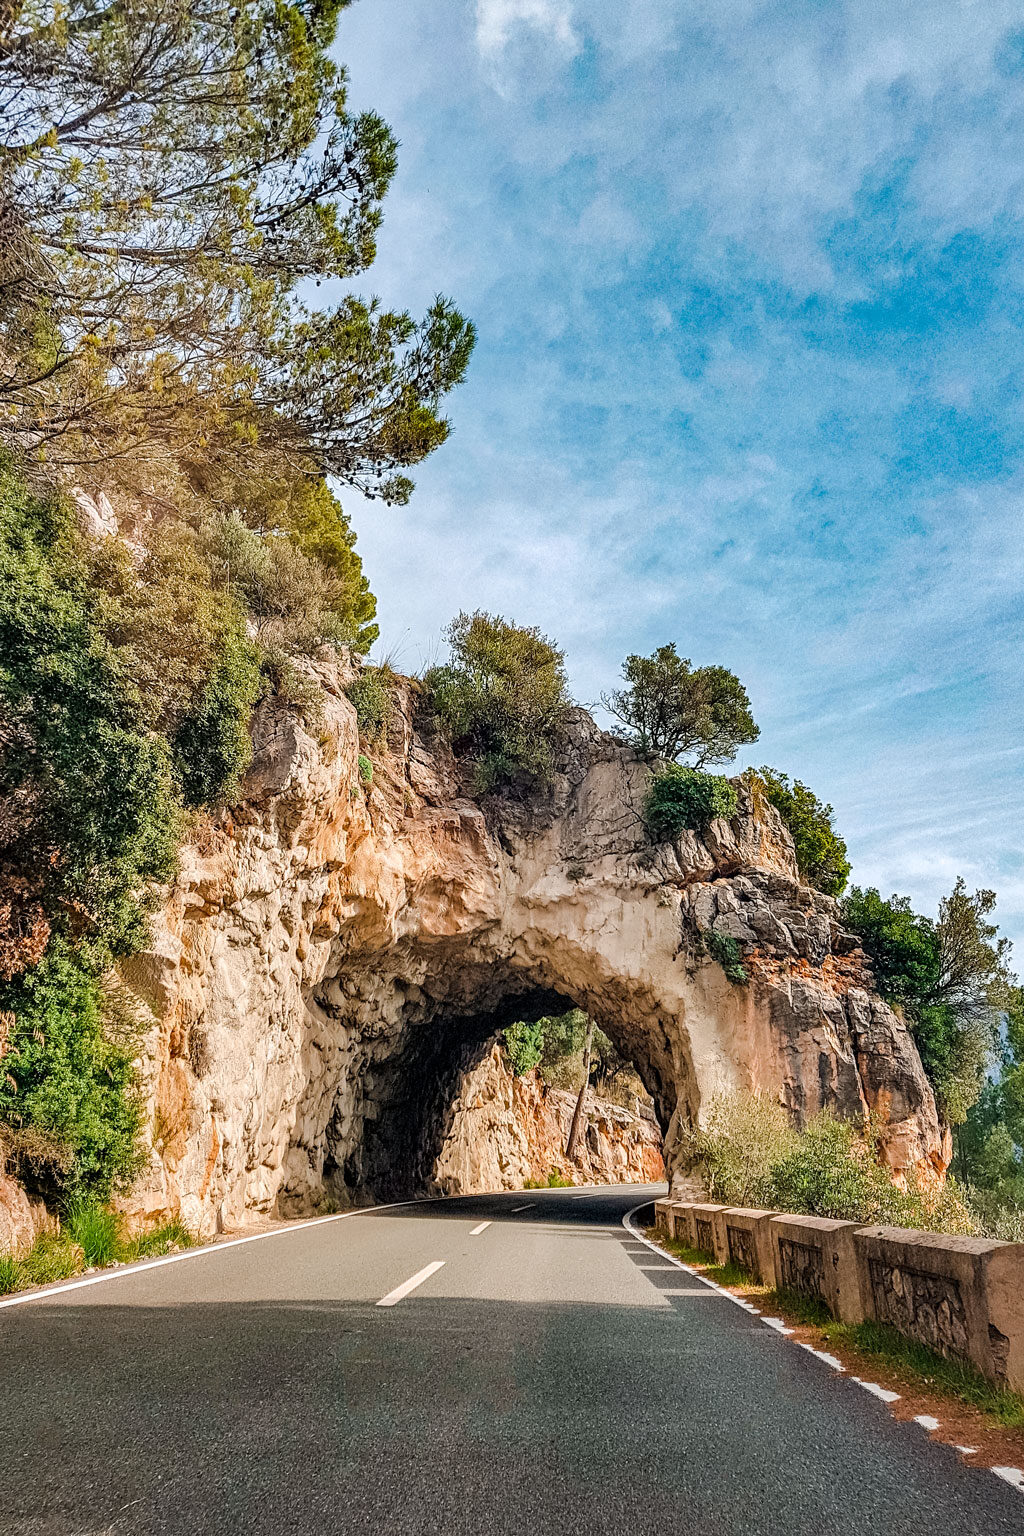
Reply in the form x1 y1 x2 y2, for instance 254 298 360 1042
524 1168 574 1189
0 1204 196 1295
656 1232 765 1291
652 1228 1024 1434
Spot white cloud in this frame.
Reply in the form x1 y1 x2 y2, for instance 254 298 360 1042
475 0 578 58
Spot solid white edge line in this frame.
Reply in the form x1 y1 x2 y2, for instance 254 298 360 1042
0 1195 432 1312
376 1260 445 1308
469 1222 490 1236
624 1204 1024 1501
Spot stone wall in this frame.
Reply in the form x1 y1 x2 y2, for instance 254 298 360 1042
656 1201 1024 1390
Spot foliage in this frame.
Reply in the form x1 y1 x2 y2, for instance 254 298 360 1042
425 611 571 793
172 634 263 808
523 1168 573 1189
753 767 851 897
602 643 759 766
645 765 738 839
681 1092 978 1232
0 0 475 495
0 1211 195 1294
347 667 395 743
0 943 147 1199
706 931 749 985
63 1194 122 1267
842 882 1012 1123
504 1019 546 1077
0 460 179 958
18 1232 84 1286
357 754 373 787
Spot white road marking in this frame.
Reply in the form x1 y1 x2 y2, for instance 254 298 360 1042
510 1203 535 1213
763 1317 794 1335
855 1379 901 1403
797 1342 844 1372
376 1260 445 1308
992 1467 1024 1493
469 1222 490 1236
914 1415 941 1432
956 1446 978 1456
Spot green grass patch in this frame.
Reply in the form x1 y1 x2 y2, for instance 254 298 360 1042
64 1196 123 1267
823 1317 1024 1429
654 1231 765 1290
524 1168 574 1189
123 1219 196 1261
0 1210 197 1295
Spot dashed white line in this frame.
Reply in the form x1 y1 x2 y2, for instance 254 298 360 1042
992 1467 1024 1493
914 1415 941 1432
469 1222 490 1236
510 1203 535 1213
376 1260 445 1308
763 1317 794 1335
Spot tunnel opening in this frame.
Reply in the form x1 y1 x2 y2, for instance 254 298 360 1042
315 966 676 1207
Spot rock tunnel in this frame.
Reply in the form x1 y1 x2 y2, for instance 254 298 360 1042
124 670 947 1237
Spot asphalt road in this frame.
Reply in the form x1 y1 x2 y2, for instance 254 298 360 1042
0 1184 1020 1535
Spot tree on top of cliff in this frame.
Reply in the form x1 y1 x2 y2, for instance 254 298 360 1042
0 0 474 497
601 644 759 766
843 881 1014 1123
754 767 851 897
424 611 572 793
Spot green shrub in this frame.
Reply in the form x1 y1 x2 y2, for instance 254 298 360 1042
172 632 261 807
63 1195 123 1267
682 1092 978 1233
753 767 851 897
0 459 180 958
357 753 373 786
346 667 394 743
0 1254 20 1294
504 1019 546 1076
424 611 570 793
645 765 738 839
0 943 146 1199
706 931 748 984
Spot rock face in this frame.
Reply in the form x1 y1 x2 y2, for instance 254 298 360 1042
433 1043 665 1194
119 659 946 1235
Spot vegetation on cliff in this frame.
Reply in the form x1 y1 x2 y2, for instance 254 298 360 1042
0 0 474 1210
425 611 571 793
751 767 851 897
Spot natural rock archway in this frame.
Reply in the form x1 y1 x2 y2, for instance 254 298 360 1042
121 659 946 1236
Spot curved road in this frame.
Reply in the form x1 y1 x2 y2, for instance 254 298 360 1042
0 1185 1020 1534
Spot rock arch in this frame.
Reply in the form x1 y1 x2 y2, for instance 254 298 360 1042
123 664 946 1235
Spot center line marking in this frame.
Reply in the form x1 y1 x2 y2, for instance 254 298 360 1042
469 1222 490 1235
510 1203 534 1213
376 1260 445 1307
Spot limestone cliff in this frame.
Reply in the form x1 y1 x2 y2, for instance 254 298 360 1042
119 657 946 1235
433 1043 664 1194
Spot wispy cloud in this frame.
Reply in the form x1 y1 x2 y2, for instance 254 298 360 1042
475 0 578 58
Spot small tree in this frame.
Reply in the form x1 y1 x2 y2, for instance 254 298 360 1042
425 611 571 793
842 881 1013 1123
602 643 758 765
755 767 851 897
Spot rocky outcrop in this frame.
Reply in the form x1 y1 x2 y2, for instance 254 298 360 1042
0 1164 54 1256
433 1044 664 1194
117 658 946 1235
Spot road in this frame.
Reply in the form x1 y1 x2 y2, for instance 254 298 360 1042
0 1185 1020 1535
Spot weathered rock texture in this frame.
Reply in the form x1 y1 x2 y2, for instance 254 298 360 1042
0 1163 54 1256
118 659 946 1236
433 1043 665 1194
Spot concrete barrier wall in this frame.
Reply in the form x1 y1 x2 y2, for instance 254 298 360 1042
652 1201 1024 1390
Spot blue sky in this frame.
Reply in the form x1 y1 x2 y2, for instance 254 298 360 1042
334 0 1024 952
